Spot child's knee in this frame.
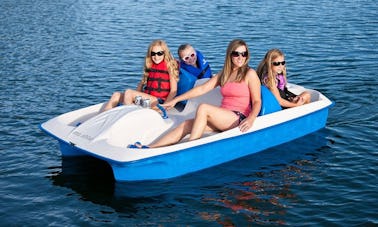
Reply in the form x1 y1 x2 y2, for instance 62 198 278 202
111 92 122 99
124 89 134 98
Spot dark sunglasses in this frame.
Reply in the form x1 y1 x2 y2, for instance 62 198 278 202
272 61 286 66
151 51 164 56
231 51 248 58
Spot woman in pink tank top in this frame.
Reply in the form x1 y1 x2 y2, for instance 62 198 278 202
130 39 261 149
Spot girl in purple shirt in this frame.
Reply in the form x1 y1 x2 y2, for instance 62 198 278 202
256 49 311 108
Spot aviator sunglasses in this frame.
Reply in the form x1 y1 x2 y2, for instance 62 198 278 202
151 51 164 56
231 51 248 58
272 61 286 66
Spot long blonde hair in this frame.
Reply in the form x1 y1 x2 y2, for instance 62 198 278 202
218 39 250 86
256 48 287 89
141 40 179 84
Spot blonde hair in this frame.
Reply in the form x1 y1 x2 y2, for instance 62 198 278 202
141 40 179 84
218 39 250 86
256 48 287 89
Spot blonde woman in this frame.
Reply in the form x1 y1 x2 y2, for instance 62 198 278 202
102 40 179 111
130 39 261 148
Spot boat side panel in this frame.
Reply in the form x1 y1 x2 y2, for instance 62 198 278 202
59 141 87 156
110 107 330 181
39 123 86 156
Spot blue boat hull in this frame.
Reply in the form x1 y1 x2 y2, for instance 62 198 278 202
104 107 328 181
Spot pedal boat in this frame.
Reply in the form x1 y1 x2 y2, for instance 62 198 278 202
40 79 333 181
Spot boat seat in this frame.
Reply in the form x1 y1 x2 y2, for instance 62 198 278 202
176 68 197 106
259 85 282 116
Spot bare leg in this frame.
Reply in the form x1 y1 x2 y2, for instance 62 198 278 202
124 89 159 106
189 104 239 140
148 105 239 148
102 91 123 112
123 89 136 105
149 119 194 148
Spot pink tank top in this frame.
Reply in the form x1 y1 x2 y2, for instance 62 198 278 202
220 82 251 117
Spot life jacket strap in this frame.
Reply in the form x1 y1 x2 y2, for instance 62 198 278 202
146 68 169 74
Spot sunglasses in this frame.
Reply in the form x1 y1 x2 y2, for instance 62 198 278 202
182 52 196 62
231 51 248 58
272 61 286 66
151 51 164 56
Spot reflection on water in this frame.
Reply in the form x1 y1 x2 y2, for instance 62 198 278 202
47 156 115 202
198 145 328 226
200 177 292 225
46 131 330 225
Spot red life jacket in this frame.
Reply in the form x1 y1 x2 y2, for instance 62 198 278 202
144 61 170 100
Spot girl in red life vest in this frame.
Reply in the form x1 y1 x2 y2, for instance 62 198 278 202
102 40 179 112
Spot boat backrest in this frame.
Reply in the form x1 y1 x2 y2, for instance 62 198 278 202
176 68 197 105
258 85 282 116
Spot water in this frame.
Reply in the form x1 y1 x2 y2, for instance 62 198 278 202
1 0 377 226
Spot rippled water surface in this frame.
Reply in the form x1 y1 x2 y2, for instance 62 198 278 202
1 0 377 226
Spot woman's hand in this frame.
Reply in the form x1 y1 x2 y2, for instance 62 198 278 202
162 99 178 110
293 96 305 106
239 117 255 132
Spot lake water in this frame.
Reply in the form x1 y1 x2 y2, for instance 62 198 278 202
1 0 377 226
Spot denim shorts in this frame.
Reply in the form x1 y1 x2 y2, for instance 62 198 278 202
157 98 164 104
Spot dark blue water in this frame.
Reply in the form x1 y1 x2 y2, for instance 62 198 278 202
1 0 377 226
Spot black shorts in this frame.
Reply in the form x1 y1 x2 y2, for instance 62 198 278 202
232 111 247 124
279 87 297 101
